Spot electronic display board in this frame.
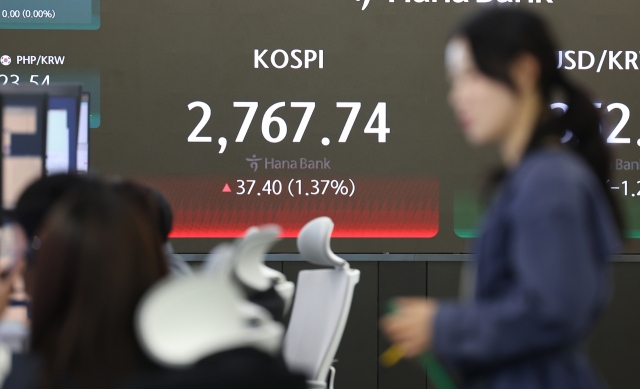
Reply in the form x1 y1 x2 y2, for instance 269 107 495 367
1 0 640 253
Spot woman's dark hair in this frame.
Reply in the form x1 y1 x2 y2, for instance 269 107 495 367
13 174 89 241
30 181 169 389
148 187 174 242
112 181 173 243
453 8 623 232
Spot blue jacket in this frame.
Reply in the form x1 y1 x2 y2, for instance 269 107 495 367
435 148 621 389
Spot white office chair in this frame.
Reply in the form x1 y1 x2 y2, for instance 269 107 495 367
262 265 295 315
201 241 235 276
163 242 194 277
135 272 284 368
204 225 296 316
282 217 361 389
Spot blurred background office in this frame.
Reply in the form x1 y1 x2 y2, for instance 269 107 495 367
0 1 639 389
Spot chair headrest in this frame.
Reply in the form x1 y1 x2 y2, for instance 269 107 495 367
297 217 347 269
199 227 294 322
203 225 285 293
202 242 236 277
233 225 281 292
135 274 284 368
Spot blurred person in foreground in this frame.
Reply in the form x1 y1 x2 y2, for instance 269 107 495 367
12 175 189 278
13 175 89 247
382 9 622 389
0 175 90 354
110 181 192 277
0 223 29 353
3 180 169 389
110 184 306 389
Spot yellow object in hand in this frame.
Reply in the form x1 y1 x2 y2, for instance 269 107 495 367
379 344 406 367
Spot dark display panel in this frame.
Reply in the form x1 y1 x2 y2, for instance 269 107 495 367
1 0 639 253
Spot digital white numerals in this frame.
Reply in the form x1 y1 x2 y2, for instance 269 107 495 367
606 103 631 144
187 102 212 143
363 102 390 143
551 102 634 145
188 101 390 153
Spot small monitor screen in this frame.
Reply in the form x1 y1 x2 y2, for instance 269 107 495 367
77 93 89 173
2 104 44 209
46 96 79 175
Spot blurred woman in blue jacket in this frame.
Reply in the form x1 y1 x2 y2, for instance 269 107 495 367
382 9 622 389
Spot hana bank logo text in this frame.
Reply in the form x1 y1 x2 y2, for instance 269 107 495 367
246 155 331 172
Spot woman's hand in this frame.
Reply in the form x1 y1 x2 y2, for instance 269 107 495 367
380 297 439 358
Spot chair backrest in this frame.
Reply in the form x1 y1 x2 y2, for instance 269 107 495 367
163 242 194 277
233 225 281 291
201 242 235 276
135 273 284 368
282 217 360 385
203 225 295 315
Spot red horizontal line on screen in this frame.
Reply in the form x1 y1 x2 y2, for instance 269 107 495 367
138 175 439 239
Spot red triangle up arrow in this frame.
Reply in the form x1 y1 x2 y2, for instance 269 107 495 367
222 183 232 193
